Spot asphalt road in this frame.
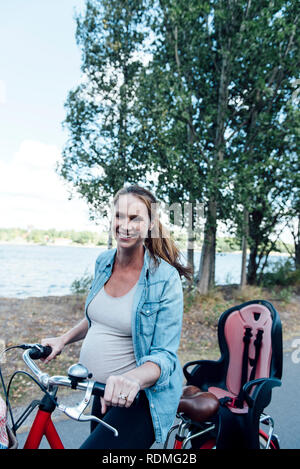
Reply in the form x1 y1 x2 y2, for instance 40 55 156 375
16 349 300 450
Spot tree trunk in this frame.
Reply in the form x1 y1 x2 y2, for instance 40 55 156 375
294 214 300 269
247 245 259 285
197 233 211 295
196 198 217 294
187 225 195 277
186 201 196 288
201 42 229 292
186 119 196 285
209 223 217 289
107 218 113 250
247 208 264 285
240 207 249 288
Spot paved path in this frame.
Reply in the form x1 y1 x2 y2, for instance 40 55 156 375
15 348 300 449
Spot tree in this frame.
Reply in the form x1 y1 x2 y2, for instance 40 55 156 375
58 0 148 244
141 0 300 290
227 0 300 284
135 0 236 292
280 107 300 270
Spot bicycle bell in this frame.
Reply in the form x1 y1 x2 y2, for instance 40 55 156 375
68 363 92 388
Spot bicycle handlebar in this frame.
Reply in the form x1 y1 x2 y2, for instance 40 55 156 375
29 344 52 360
20 344 118 435
19 343 140 437
22 344 106 396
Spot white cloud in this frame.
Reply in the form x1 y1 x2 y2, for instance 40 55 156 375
0 139 97 230
0 80 6 104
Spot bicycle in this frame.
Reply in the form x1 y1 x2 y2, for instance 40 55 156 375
0 343 120 449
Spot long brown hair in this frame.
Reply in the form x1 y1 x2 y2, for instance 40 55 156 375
113 184 193 281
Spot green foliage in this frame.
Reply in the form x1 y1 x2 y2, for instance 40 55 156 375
138 0 299 286
70 272 93 295
59 0 149 219
260 257 300 287
71 230 105 245
0 228 108 246
273 286 293 304
216 237 241 253
0 228 27 241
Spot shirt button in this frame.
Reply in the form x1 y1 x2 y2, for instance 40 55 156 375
151 403 154 408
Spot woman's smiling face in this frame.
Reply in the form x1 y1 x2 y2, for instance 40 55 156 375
113 194 152 248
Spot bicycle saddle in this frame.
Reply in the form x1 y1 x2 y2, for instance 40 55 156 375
177 385 219 423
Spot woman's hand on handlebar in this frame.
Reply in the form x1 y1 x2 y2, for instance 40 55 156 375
40 319 88 364
40 336 66 364
101 374 141 414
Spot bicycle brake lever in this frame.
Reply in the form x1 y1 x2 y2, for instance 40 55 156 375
78 414 118 437
57 380 118 437
57 379 94 419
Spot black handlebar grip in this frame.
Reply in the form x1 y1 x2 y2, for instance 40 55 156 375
41 345 52 359
131 391 140 408
29 345 52 360
91 381 106 397
91 382 140 407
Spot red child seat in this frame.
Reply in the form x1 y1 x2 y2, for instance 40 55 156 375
183 300 282 448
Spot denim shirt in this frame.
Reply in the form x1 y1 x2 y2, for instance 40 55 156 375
84 247 184 444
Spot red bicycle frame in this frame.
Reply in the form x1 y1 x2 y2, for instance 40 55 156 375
22 393 64 449
23 408 64 449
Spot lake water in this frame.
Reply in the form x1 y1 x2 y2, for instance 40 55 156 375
0 244 284 298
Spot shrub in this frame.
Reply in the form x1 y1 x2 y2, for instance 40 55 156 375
70 272 93 295
260 258 299 287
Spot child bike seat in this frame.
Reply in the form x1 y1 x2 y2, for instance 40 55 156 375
182 300 282 448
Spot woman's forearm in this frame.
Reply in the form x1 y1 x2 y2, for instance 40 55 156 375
62 318 89 346
123 361 161 390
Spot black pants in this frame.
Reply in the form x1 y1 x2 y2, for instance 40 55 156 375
80 391 155 449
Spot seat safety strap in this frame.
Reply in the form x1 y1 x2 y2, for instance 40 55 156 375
249 329 264 382
234 327 253 408
222 328 264 409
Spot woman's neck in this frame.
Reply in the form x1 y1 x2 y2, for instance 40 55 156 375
115 244 145 271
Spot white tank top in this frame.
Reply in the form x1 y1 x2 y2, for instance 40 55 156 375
79 282 138 383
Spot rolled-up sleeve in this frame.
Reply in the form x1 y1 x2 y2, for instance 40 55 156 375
137 269 183 391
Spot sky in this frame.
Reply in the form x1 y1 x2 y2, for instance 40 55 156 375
0 0 99 231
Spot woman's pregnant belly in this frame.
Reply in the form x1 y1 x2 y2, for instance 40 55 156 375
79 325 137 383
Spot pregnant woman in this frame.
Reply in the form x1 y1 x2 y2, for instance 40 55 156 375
41 184 192 449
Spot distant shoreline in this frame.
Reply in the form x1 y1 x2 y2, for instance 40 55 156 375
0 240 106 249
0 240 291 258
